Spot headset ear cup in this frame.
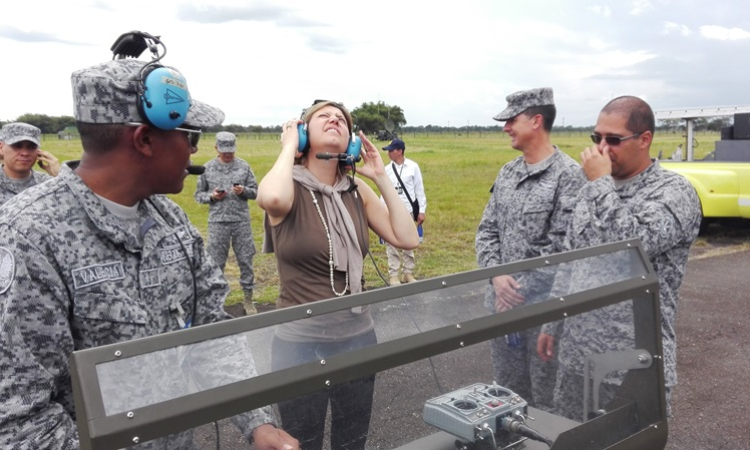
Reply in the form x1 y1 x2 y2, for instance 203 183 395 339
346 133 362 162
138 65 190 130
297 123 309 153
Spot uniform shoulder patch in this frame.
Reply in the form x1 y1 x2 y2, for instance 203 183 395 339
659 216 675 239
0 247 16 294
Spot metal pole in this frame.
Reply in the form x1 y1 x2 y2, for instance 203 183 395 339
686 119 695 161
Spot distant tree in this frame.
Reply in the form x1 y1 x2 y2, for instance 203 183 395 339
13 113 75 134
55 116 77 133
350 102 406 134
708 117 731 132
224 124 247 134
658 118 683 132
692 118 709 131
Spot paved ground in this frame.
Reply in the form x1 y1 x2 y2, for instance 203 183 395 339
665 247 750 449
208 222 750 449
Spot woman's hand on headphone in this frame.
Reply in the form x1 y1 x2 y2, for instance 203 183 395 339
356 131 386 180
280 119 303 157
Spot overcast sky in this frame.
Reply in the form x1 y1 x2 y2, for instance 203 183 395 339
3 0 750 128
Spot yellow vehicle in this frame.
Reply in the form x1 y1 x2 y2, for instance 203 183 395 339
656 108 750 233
660 161 750 233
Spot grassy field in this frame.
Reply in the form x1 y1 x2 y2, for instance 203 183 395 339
39 130 719 306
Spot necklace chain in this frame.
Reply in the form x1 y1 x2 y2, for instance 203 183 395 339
308 189 349 297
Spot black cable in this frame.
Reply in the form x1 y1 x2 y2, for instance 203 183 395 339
176 234 199 328
214 420 221 450
147 199 218 449
348 168 445 395
500 416 553 447
146 199 198 328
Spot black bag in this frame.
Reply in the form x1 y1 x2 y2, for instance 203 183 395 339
392 163 420 222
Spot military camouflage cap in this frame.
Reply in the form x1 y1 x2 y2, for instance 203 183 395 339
215 131 236 153
70 59 225 128
493 87 555 121
0 122 41 146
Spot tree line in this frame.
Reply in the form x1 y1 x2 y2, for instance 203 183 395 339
0 114 78 135
0 102 407 135
1 106 732 136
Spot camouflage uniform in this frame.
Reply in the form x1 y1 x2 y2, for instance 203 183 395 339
476 149 585 410
547 161 702 421
0 169 51 206
194 156 258 294
0 165 275 449
0 57 276 449
0 122 52 205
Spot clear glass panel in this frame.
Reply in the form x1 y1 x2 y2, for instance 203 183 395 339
97 334 261 416
127 318 644 450
96 247 649 420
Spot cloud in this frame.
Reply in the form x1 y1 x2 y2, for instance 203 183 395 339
588 37 610 51
588 5 612 18
304 32 350 54
700 25 750 40
630 0 655 15
0 26 87 45
176 2 325 27
663 22 692 36
92 1 115 11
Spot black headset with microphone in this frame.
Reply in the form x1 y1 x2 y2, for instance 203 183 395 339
297 100 362 165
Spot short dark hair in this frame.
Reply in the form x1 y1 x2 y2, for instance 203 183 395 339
522 105 556 132
76 121 128 153
601 96 655 134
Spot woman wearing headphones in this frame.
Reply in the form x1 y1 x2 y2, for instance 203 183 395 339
258 100 418 450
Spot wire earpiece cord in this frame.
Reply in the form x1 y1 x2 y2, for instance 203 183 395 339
349 170 445 395
146 199 221 449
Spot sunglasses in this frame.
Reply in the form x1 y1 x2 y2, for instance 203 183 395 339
590 132 643 146
312 99 345 107
181 128 201 149
125 122 202 148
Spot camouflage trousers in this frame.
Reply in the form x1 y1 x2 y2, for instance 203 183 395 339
552 365 673 422
207 220 255 291
385 241 415 277
489 325 557 412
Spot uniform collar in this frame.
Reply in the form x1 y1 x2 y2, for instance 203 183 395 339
614 159 658 197
516 146 562 181
0 166 37 192
212 157 238 172
60 163 174 252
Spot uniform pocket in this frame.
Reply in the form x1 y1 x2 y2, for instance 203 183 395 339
72 293 147 347
522 200 555 245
